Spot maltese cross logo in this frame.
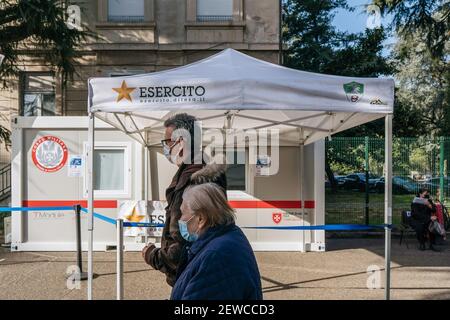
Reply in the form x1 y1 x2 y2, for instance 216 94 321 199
272 212 283 224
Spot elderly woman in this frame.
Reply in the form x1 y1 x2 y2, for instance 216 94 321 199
171 183 262 300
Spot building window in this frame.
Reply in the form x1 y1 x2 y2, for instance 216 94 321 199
84 142 132 198
21 73 56 116
108 0 145 23
197 0 233 22
225 149 246 191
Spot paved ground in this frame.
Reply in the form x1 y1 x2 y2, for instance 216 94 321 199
0 237 449 300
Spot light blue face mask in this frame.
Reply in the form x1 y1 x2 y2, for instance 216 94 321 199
178 215 199 242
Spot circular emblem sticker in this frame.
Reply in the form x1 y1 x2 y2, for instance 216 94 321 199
32 136 68 172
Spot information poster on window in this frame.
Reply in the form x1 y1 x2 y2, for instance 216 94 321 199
256 155 271 176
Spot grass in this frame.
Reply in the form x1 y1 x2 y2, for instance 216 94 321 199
325 190 446 226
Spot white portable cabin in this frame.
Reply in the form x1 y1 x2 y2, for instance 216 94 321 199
11 116 324 252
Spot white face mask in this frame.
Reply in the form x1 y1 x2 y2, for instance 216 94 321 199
163 139 182 165
163 144 172 161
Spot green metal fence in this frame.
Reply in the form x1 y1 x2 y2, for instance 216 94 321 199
325 137 450 226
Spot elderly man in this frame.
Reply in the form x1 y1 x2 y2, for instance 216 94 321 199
142 113 227 286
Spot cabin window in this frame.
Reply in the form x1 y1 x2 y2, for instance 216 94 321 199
84 142 132 198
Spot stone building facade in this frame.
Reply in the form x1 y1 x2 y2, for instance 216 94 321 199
0 0 280 165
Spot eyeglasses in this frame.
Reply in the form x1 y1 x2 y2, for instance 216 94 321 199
181 214 196 224
161 139 171 147
161 137 181 148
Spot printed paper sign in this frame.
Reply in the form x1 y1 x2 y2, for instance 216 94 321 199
256 155 271 176
68 155 83 177
147 201 167 237
118 201 167 237
118 201 147 237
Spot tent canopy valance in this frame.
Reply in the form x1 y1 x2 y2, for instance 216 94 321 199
87 48 394 145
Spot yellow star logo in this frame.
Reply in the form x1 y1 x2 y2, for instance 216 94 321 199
125 206 144 223
112 80 135 102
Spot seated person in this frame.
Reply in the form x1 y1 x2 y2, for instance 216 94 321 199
410 188 439 251
434 189 447 242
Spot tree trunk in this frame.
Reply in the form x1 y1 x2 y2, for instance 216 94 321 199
325 154 337 193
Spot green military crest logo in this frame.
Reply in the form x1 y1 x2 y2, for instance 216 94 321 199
343 81 364 103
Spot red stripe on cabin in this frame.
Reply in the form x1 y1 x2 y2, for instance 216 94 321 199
304 200 315 209
22 200 118 208
229 200 315 209
21 200 315 210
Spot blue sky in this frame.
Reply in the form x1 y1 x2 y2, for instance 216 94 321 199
333 0 372 33
332 0 396 56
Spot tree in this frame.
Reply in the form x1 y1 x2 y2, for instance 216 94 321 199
392 29 449 136
0 0 92 149
283 0 393 189
283 0 391 76
392 93 428 137
0 0 92 86
283 0 392 138
283 0 352 73
374 0 449 136
374 0 449 58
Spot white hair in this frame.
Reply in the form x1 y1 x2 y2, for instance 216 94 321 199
182 183 235 227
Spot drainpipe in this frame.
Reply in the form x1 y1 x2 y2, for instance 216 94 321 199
279 0 283 65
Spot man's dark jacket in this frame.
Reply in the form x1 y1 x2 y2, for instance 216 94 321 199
411 197 435 224
144 163 227 286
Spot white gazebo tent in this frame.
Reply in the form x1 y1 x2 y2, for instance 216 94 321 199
87 48 394 300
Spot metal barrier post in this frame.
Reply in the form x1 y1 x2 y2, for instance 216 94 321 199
116 219 124 300
66 205 88 281
74 204 88 280
365 136 370 225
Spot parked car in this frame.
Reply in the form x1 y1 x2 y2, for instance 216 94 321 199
336 175 346 186
342 173 379 191
418 174 432 182
420 177 450 193
325 175 346 188
375 176 421 194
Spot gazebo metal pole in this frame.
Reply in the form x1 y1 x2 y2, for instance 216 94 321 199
384 114 393 300
144 132 149 245
116 219 124 300
299 129 305 252
87 112 95 300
